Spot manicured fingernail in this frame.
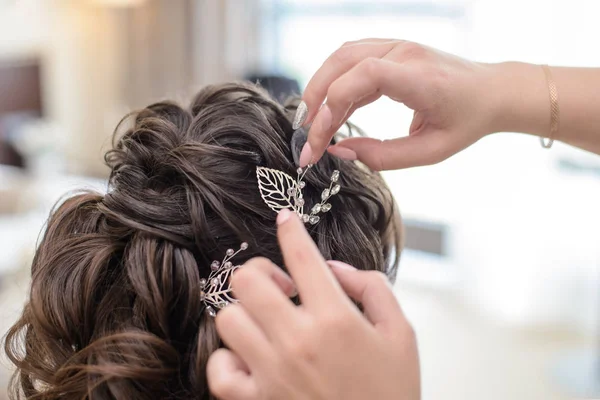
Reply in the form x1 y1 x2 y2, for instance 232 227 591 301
277 209 292 225
317 104 332 131
327 145 357 161
299 142 313 168
327 260 357 271
272 270 298 298
293 101 308 129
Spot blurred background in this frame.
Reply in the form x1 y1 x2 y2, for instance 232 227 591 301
0 0 599 399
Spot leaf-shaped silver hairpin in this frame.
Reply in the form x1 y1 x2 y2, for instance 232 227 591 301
256 165 340 225
256 167 301 213
201 242 248 317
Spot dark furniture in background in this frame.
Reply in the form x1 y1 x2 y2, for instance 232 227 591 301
0 59 43 168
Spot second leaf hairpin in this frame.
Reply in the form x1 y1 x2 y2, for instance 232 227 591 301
256 165 340 225
200 242 248 317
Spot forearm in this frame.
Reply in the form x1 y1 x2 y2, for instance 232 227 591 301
488 62 600 154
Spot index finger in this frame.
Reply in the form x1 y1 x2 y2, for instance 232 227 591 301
302 40 400 123
276 209 346 310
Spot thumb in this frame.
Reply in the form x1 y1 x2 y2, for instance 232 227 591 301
328 132 452 171
327 261 405 332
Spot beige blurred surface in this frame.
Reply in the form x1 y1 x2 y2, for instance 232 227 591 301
397 284 590 400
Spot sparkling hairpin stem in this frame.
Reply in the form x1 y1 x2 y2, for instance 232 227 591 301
256 165 340 225
201 242 248 317
300 167 339 225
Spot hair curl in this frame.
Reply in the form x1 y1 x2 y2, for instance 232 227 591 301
4 82 402 399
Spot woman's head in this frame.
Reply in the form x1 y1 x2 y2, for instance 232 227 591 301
4 82 402 399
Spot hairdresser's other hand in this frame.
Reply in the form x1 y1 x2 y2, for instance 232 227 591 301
207 209 420 400
295 39 503 170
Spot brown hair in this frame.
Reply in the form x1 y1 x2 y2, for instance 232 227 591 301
4 82 402 399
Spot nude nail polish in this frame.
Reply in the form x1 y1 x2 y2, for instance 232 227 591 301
277 209 292 225
327 145 357 161
299 142 313 168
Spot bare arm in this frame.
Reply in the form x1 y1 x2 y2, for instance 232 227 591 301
492 62 600 154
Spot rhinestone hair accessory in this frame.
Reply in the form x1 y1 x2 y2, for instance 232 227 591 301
201 242 248 317
256 165 340 225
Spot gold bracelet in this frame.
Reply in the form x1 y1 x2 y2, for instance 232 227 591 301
540 64 559 149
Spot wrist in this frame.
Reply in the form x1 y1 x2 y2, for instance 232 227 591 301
484 62 550 137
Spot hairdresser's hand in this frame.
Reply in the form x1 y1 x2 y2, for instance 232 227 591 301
207 209 420 400
294 39 506 170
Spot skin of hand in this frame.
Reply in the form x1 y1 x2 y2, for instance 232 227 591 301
206 209 420 400
294 38 600 170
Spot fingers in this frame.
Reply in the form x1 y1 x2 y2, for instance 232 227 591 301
298 104 333 167
240 258 297 298
302 40 400 124
327 145 357 161
216 304 274 369
327 261 405 332
303 58 418 166
276 209 346 310
207 348 259 400
326 58 415 125
328 132 455 171
231 258 298 336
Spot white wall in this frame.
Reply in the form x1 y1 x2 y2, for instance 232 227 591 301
0 1 49 58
